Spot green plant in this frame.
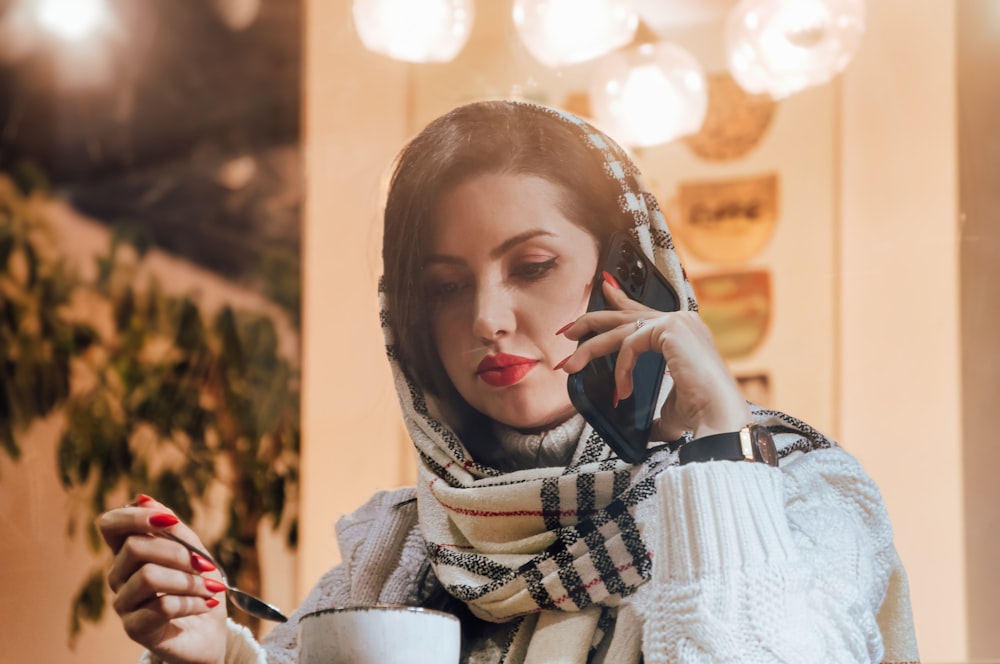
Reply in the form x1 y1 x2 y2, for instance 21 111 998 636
0 171 300 640
0 173 94 460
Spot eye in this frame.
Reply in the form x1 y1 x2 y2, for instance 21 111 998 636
426 278 470 301
512 258 557 280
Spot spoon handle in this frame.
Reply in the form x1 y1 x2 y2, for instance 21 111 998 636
155 530 227 580
153 530 289 623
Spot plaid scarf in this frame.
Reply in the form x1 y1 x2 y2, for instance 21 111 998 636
379 103 833 663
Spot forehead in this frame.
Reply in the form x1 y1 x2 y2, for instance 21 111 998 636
425 173 581 251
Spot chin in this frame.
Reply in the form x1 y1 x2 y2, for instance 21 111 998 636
491 402 577 434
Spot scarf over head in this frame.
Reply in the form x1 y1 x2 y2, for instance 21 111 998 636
378 102 838 663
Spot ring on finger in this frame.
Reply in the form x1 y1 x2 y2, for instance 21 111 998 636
635 319 646 331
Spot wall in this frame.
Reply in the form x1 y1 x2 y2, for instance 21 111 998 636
957 0 1000 658
299 0 411 596
838 1 964 660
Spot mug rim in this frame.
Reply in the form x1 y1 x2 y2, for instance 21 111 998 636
300 604 460 624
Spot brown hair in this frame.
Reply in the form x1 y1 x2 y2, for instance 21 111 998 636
382 100 632 397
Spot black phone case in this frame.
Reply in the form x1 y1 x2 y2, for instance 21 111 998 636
567 232 680 464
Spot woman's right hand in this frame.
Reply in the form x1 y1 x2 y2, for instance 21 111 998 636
98 495 228 664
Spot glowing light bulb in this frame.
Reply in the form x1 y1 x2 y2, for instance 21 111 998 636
589 41 707 147
513 0 638 68
35 0 110 42
213 0 262 32
352 0 473 63
725 0 865 99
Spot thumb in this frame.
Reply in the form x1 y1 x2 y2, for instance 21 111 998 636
650 388 687 442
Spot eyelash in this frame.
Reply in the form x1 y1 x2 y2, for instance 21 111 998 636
426 259 558 302
512 257 557 280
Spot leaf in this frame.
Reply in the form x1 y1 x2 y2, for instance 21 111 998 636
0 419 19 460
71 323 99 351
68 568 106 642
114 287 135 333
214 306 244 373
174 298 205 351
0 228 14 271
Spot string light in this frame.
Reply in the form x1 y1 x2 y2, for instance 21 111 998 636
589 41 707 147
352 0 474 63
725 0 865 99
34 0 111 42
512 0 638 68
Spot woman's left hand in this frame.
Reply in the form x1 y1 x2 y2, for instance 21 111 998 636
557 278 751 442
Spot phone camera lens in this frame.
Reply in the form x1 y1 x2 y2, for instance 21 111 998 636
616 264 629 283
631 260 646 284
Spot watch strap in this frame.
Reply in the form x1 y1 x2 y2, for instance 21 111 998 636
677 430 749 465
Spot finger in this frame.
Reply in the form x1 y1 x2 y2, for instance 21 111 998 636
120 594 219 642
114 562 223 616
109 532 218 593
559 321 638 373
613 322 664 401
601 277 648 313
97 503 171 553
650 389 686 442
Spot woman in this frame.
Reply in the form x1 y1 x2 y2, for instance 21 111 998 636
99 101 919 663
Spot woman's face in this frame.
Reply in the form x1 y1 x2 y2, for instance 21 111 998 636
424 173 600 432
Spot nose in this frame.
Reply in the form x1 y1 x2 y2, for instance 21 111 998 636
472 279 515 343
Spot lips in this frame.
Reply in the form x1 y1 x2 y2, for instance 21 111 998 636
476 353 539 387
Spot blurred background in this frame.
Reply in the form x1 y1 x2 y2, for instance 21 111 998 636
0 0 996 662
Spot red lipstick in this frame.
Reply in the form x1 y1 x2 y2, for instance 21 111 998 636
476 353 538 387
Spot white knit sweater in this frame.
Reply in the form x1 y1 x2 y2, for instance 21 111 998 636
142 446 918 664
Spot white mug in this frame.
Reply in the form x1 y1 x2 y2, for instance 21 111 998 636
298 605 461 664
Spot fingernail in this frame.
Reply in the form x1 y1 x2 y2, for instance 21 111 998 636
204 578 227 594
613 388 619 409
553 355 572 371
191 554 217 573
149 513 179 528
602 271 621 290
135 494 154 505
555 322 574 335
206 597 220 609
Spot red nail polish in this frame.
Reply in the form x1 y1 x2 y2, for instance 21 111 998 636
555 322 574 335
613 388 619 409
206 597 220 609
602 271 622 290
553 355 572 371
192 554 217 573
135 494 154 505
149 513 179 528
204 578 226 594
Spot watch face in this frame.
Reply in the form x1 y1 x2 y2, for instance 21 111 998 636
753 427 779 466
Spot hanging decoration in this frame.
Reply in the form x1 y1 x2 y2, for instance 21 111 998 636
724 0 866 99
683 72 777 161
671 173 779 264
512 0 638 68
588 40 707 147
691 270 772 358
352 0 474 63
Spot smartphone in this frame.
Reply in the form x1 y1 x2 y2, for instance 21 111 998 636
567 232 680 464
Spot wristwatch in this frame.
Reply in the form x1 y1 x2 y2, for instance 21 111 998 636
677 423 779 467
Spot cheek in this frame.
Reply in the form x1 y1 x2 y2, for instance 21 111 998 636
430 311 465 376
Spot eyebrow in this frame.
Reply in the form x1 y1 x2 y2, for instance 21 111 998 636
424 229 556 266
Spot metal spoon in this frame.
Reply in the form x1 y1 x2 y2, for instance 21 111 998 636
156 529 289 623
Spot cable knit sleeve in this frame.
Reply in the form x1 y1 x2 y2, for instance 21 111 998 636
138 487 423 664
639 447 916 664
261 486 423 664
